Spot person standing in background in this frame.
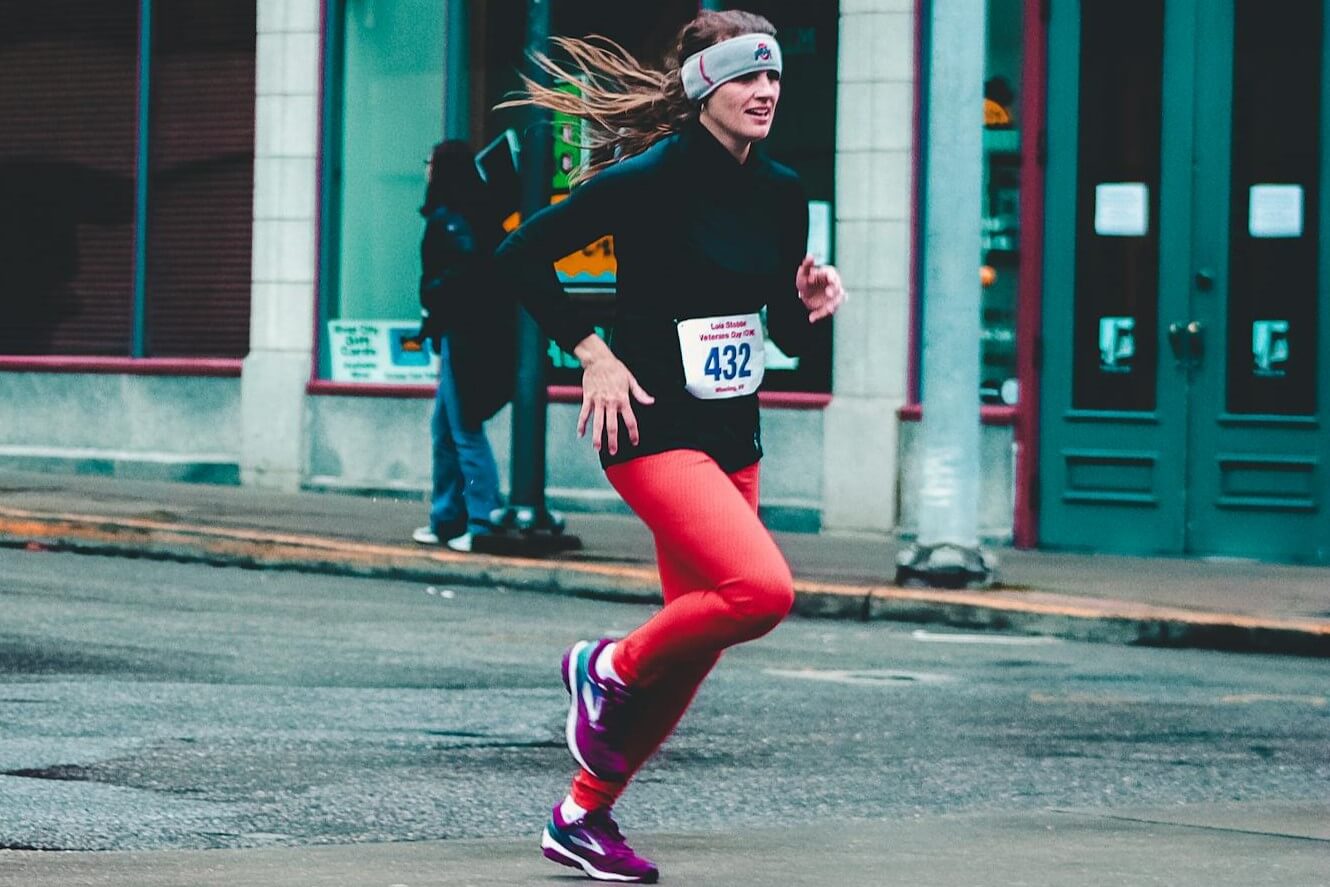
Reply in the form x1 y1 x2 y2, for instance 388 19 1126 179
411 141 511 552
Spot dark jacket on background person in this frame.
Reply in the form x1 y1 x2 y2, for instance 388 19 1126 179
418 202 516 428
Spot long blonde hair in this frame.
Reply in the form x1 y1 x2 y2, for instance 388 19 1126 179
498 10 776 183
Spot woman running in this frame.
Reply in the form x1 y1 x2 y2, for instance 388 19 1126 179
494 10 845 882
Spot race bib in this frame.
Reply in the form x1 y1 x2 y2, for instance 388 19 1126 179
676 312 766 399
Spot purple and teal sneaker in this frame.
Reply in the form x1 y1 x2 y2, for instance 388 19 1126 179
541 804 659 883
562 639 631 781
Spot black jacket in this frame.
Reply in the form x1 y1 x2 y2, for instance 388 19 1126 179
419 205 515 427
494 120 814 472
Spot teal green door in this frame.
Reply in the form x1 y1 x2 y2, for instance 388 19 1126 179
1040 0 1330 562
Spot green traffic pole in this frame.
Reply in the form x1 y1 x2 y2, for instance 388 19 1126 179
486 0 579 554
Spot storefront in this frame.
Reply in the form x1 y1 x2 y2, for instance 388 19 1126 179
0 0 256 483
1037 0 1330 561
6 0 1318 562
896 0 1329 564
1 0 894 531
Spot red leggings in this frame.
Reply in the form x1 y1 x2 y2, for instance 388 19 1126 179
570 449 795 810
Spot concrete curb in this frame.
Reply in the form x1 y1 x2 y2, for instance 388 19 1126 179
2 507 1327 658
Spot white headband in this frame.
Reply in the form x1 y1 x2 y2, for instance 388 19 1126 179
680 33 783 102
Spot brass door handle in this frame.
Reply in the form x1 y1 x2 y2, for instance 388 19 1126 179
1186 320 1204 363
1167 321 1204 367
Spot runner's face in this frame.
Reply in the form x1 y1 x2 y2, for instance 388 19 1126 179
702 70 781 146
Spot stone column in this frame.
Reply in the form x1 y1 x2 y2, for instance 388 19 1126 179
241 0 321 490
821 0 915 532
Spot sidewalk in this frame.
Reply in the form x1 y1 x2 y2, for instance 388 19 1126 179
3 803 1327 886
1 470 1327 657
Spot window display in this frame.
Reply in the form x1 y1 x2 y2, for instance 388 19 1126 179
977 0 1023 405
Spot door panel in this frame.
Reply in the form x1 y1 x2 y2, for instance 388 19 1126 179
1039 0 1330 562
1186 0 1330 560
1039 0 1189 554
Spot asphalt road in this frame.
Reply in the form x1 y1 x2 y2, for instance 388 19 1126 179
1 547 1327 859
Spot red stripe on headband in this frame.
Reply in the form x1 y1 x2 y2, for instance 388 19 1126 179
697 54 715 86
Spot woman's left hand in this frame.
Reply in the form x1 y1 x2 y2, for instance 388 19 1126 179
795 255 847 323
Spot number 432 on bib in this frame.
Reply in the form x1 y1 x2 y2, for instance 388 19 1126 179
676 312 766 400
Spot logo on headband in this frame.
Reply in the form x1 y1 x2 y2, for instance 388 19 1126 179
754 42 773 61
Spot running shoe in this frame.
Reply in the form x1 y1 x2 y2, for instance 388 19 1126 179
541 804 659 883
562 638 631 781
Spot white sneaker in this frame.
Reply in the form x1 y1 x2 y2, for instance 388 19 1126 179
445 532 473 552
412 526 440 545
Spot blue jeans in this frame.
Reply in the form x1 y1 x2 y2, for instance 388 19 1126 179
429 337 502 534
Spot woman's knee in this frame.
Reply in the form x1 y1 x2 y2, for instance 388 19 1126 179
731 563 795 634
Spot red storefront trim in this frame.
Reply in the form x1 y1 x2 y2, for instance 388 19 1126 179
897 404 1018 426
309 0 330 387
1012 0 1049 549
907 0 925 403
306 380 831 410
0 357 242 377
307 380 434 399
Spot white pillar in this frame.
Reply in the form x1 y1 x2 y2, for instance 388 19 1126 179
821 0 916 532
917 0 985 547
896 0 996 587
242 0 321 490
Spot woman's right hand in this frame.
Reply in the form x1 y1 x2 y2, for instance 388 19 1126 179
573 334 654 455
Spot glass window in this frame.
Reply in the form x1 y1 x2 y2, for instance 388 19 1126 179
978 0 1023 405
327 0 445 326
147 0 256 358
0 0 139 355
0 0 255 358
918 0 1026 404
322 0 836 392
1069 0 1164 412
1225 0 1321 416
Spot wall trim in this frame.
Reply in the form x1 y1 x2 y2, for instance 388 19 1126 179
897 404 1018 426
306 380 833 409
0 357 242 377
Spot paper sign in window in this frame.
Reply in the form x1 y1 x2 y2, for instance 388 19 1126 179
1094 183 1149 237
1098 316 1136 374
1249 185 1303 238
1252 319 1290 377
328 321 440 383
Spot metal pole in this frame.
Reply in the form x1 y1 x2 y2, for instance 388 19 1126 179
483 0 580 554
442 0 469 140
895 0 996 588
131 0 153 357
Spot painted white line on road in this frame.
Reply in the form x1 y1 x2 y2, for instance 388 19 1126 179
1220 693 1327 707
764 668 957 686
911 629 1062 646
